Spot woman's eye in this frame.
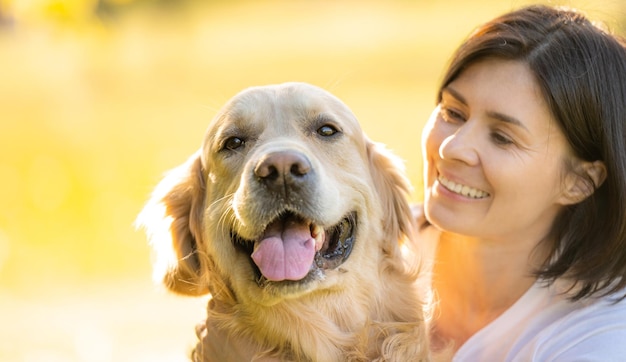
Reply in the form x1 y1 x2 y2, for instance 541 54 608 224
440 106 466 123
224 137 245 150
491 132 513 146
317 125 338 137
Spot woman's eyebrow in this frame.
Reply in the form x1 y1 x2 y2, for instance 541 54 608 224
486 111 530 133
443 86 529 133
442 86 467 105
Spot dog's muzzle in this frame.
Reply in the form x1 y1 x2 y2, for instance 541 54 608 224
233 211 357 287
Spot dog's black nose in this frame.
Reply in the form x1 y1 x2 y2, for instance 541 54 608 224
254 151 312 191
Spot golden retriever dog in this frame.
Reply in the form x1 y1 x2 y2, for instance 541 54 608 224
137 82 429 361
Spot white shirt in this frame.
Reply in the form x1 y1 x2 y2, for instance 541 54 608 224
453 280 626 361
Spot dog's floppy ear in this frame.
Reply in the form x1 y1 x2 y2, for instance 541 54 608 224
366 139 415 256
136 150 209 296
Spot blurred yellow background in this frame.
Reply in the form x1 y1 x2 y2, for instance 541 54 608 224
0 0 624 361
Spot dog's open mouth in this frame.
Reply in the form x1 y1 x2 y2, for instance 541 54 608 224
233 211 357 286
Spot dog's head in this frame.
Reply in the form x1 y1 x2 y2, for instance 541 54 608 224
137 82 415 306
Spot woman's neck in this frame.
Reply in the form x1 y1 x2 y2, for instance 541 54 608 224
430 231 546 351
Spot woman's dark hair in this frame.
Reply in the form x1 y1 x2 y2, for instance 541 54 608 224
437 5 626 300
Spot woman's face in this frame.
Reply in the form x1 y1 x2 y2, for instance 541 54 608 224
422 58 577 244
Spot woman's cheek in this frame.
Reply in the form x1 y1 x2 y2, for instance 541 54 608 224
421 108 439 148
422 109 443 161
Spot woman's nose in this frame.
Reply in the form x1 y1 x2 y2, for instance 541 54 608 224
438 123 480 166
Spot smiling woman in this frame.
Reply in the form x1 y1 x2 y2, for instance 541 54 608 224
423 59 581 246
422 5 626 360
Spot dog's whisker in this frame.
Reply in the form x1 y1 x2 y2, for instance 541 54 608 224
212 194 237 238
206 192 234 212
217 211 235 239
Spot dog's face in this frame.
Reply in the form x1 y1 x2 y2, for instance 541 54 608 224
138 82 413 307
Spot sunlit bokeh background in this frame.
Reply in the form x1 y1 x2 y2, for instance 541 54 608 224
1 0 624 360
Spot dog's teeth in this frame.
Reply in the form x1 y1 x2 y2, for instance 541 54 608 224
312 225 324 250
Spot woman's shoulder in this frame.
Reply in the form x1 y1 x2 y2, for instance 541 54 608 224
455 281 626 361
514 284 626 361
558 291 626 333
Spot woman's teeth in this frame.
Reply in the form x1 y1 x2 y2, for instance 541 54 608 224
438 175 490 199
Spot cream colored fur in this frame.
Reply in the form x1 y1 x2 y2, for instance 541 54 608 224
137 82 430 361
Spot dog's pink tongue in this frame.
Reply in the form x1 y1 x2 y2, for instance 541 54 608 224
251 218 315 282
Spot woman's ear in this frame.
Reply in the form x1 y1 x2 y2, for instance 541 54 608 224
136 150 209 296
561 160 607 205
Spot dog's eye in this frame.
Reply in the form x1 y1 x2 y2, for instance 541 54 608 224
317 125 338 137
224 137 245 150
